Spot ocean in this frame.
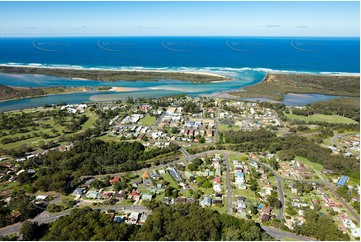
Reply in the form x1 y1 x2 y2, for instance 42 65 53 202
0 37 359 73
0 37 359 111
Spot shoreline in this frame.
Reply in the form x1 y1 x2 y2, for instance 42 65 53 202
0 86 91 103
1 63 359 77
0 64 229 83
0 70 359 109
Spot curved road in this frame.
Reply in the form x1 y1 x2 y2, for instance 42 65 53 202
0 205 148 237
3 149 345 241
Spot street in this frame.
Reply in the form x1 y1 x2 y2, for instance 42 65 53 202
261 226 315 241
250 158 284 219
0 205 149 237
224 153 232 215
3 149 350 241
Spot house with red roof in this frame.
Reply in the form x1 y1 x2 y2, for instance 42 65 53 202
128 190 141 202
213 177 222 184
109 177 120 184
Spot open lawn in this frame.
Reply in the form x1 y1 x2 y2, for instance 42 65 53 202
0 108 99 152
179 189 192 198
139 115 157 126
210 205 228 214
154 193 165 202
160 173 178 188
295 156 323 172
0 181 19 191
285 113 358 124
233 188 256 199
219 124 240 131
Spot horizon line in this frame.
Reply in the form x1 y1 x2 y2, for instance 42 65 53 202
0 35 359 38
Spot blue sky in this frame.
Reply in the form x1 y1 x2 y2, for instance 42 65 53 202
0 1 359 37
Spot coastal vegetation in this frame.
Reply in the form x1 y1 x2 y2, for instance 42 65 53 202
0 66 229 83
0 84 88 101
231 73 360 101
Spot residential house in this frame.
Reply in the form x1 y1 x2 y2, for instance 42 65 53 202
142 193 153 201
175 197 187 204
212 199 223 206
128 190 141 202
109 177 120 185
115 190 127 200
237 200 247 210
143 178 154 186
200 197 212 207
213 184 222 193
73 187 86 197
139 213 148 225
213 177 221 184
127 212 140 224
149 172 160 180
336 176 349 187
163 197 171 205
114 216 125 223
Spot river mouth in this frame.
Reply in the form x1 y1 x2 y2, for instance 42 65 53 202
0 69 354 112
0 68 266 111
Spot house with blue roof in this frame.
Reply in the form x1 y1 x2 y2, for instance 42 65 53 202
336 176 349 187
200 196 212 207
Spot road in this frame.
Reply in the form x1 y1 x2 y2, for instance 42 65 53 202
150 111 165 132
314 169 360 222
0 205 148 237
224 153 232 215
249 158 284 219
252 156 360 222
261 226 315 241
214 107 219 143
17 149 354 240
331 131 339 147
179 147 190 158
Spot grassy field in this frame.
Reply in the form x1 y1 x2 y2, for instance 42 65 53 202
219 124 240 131
0 182 19 191
139 115 157 126
281 237 299 241
285 113 358 124
210 205 228 214
160 173 178 188
295 156 323 172
0 108 99 152
154 193 165 202
233 188 256 199
179 189 192 198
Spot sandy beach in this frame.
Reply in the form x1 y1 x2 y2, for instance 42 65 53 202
109 87 142 92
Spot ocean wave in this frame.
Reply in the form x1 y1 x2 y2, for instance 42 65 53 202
0 63 359 76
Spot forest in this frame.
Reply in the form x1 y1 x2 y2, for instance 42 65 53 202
294 209 350 241
13 204 273 241
23 139 179 194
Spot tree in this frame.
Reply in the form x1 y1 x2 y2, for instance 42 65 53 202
20 221 39 241
201 181 212 188
250 205 258 215
277 150 295 161
267 195 282 209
